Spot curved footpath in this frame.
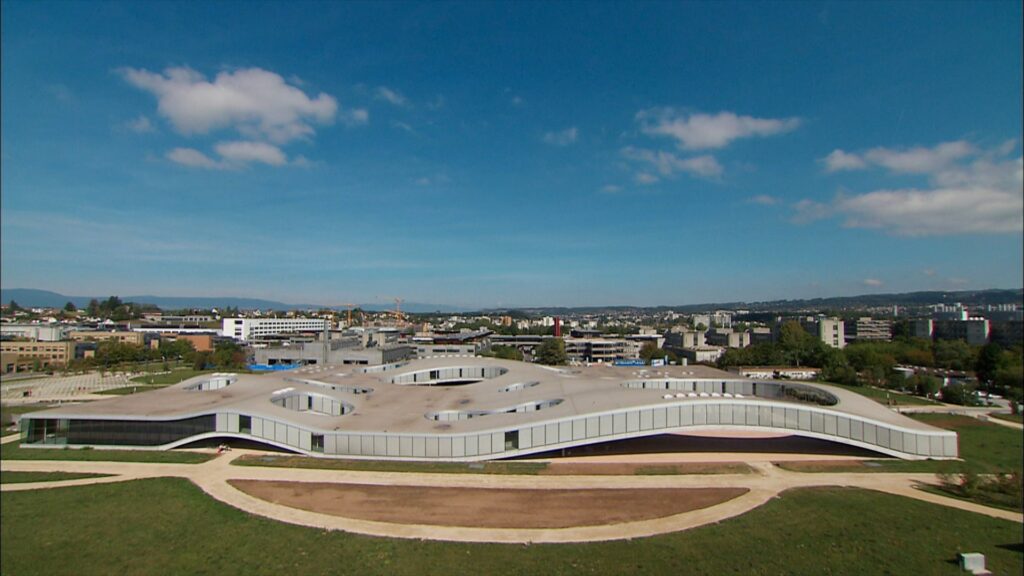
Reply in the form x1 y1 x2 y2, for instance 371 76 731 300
2 446 1020 543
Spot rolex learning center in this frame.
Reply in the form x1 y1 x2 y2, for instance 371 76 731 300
18 358 958 460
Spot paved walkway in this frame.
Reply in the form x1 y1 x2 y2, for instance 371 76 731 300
2 449 1020 543
1 372 133 402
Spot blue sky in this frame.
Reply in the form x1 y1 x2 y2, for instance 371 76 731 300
2 1 1021 308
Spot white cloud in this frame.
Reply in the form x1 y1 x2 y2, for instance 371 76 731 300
543 127 578 146
600 184 622 194
635 172 659 185
120 66 341 144
166 141 301 169
791 199 831 224
748 194 779 205
822 149 866 172
46 84 74 103
167 147 222 169
413 173 449 187
864 141 974 174
822 140 976 174
922 268 937 276
127 115 156 134
214 141 287 166
392 121 416 134
636 108 800 150
809 142 1023 235
621 147 723 179
835 183 1022 235
862 278 883 287
376 86 408 107
342 108 369 126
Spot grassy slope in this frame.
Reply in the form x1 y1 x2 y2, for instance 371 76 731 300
0 441 214 463
0 471 111 484
824 382 939 406
990 413 1023 424
778 414 1023 474
233 455 549 474
1 403 52 428
1 479 1020 575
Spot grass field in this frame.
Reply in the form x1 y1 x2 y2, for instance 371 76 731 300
1 403 53 429
233 454 549 475
1 479 1020 575
232 455 752 476
991 413 1024 424
777 414 1023 475
0 471 112 484
823 382 940 406
0 441 214 464
917 483 1023 513
98 369 222 395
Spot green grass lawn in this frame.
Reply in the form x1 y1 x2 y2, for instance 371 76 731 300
0 441 214 464
231 455 753 476
1 403 53 429
0 471 112 484
1 479 1020 575
990 413 1023 424
233 454 549 475
777 414 1023 475
916 483 1023 513
823 382 940 406
127 368 215 386
100 369 222 395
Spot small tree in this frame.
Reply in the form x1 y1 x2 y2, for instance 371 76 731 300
975 343 1003 387
63 301 77 312
911 374 941 398
941 381 975 406
535 338 567 366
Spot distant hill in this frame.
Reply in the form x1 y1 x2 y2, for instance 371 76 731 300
478 289 1024 315
0 288 465 313
3 287 1019 315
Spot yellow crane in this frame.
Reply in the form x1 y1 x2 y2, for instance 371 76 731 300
392 297 405 327
339 303 357 326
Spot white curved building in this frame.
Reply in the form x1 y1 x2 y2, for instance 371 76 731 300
18 358 958 460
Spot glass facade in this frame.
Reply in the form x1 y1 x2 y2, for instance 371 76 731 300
23 415 216 446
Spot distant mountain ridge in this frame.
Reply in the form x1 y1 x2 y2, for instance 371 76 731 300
2 287 1020 316
482 288 1024 315
0 288 466 314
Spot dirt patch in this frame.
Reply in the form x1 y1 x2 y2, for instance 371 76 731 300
540 462 754 475
229 480 748 529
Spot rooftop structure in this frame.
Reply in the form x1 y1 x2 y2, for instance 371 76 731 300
223 317 330 341
18 358 957 461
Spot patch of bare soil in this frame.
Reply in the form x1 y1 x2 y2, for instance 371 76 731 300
229 480 748 529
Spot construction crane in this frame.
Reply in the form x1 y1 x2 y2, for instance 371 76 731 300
338 303 356 326
391 295 403 327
